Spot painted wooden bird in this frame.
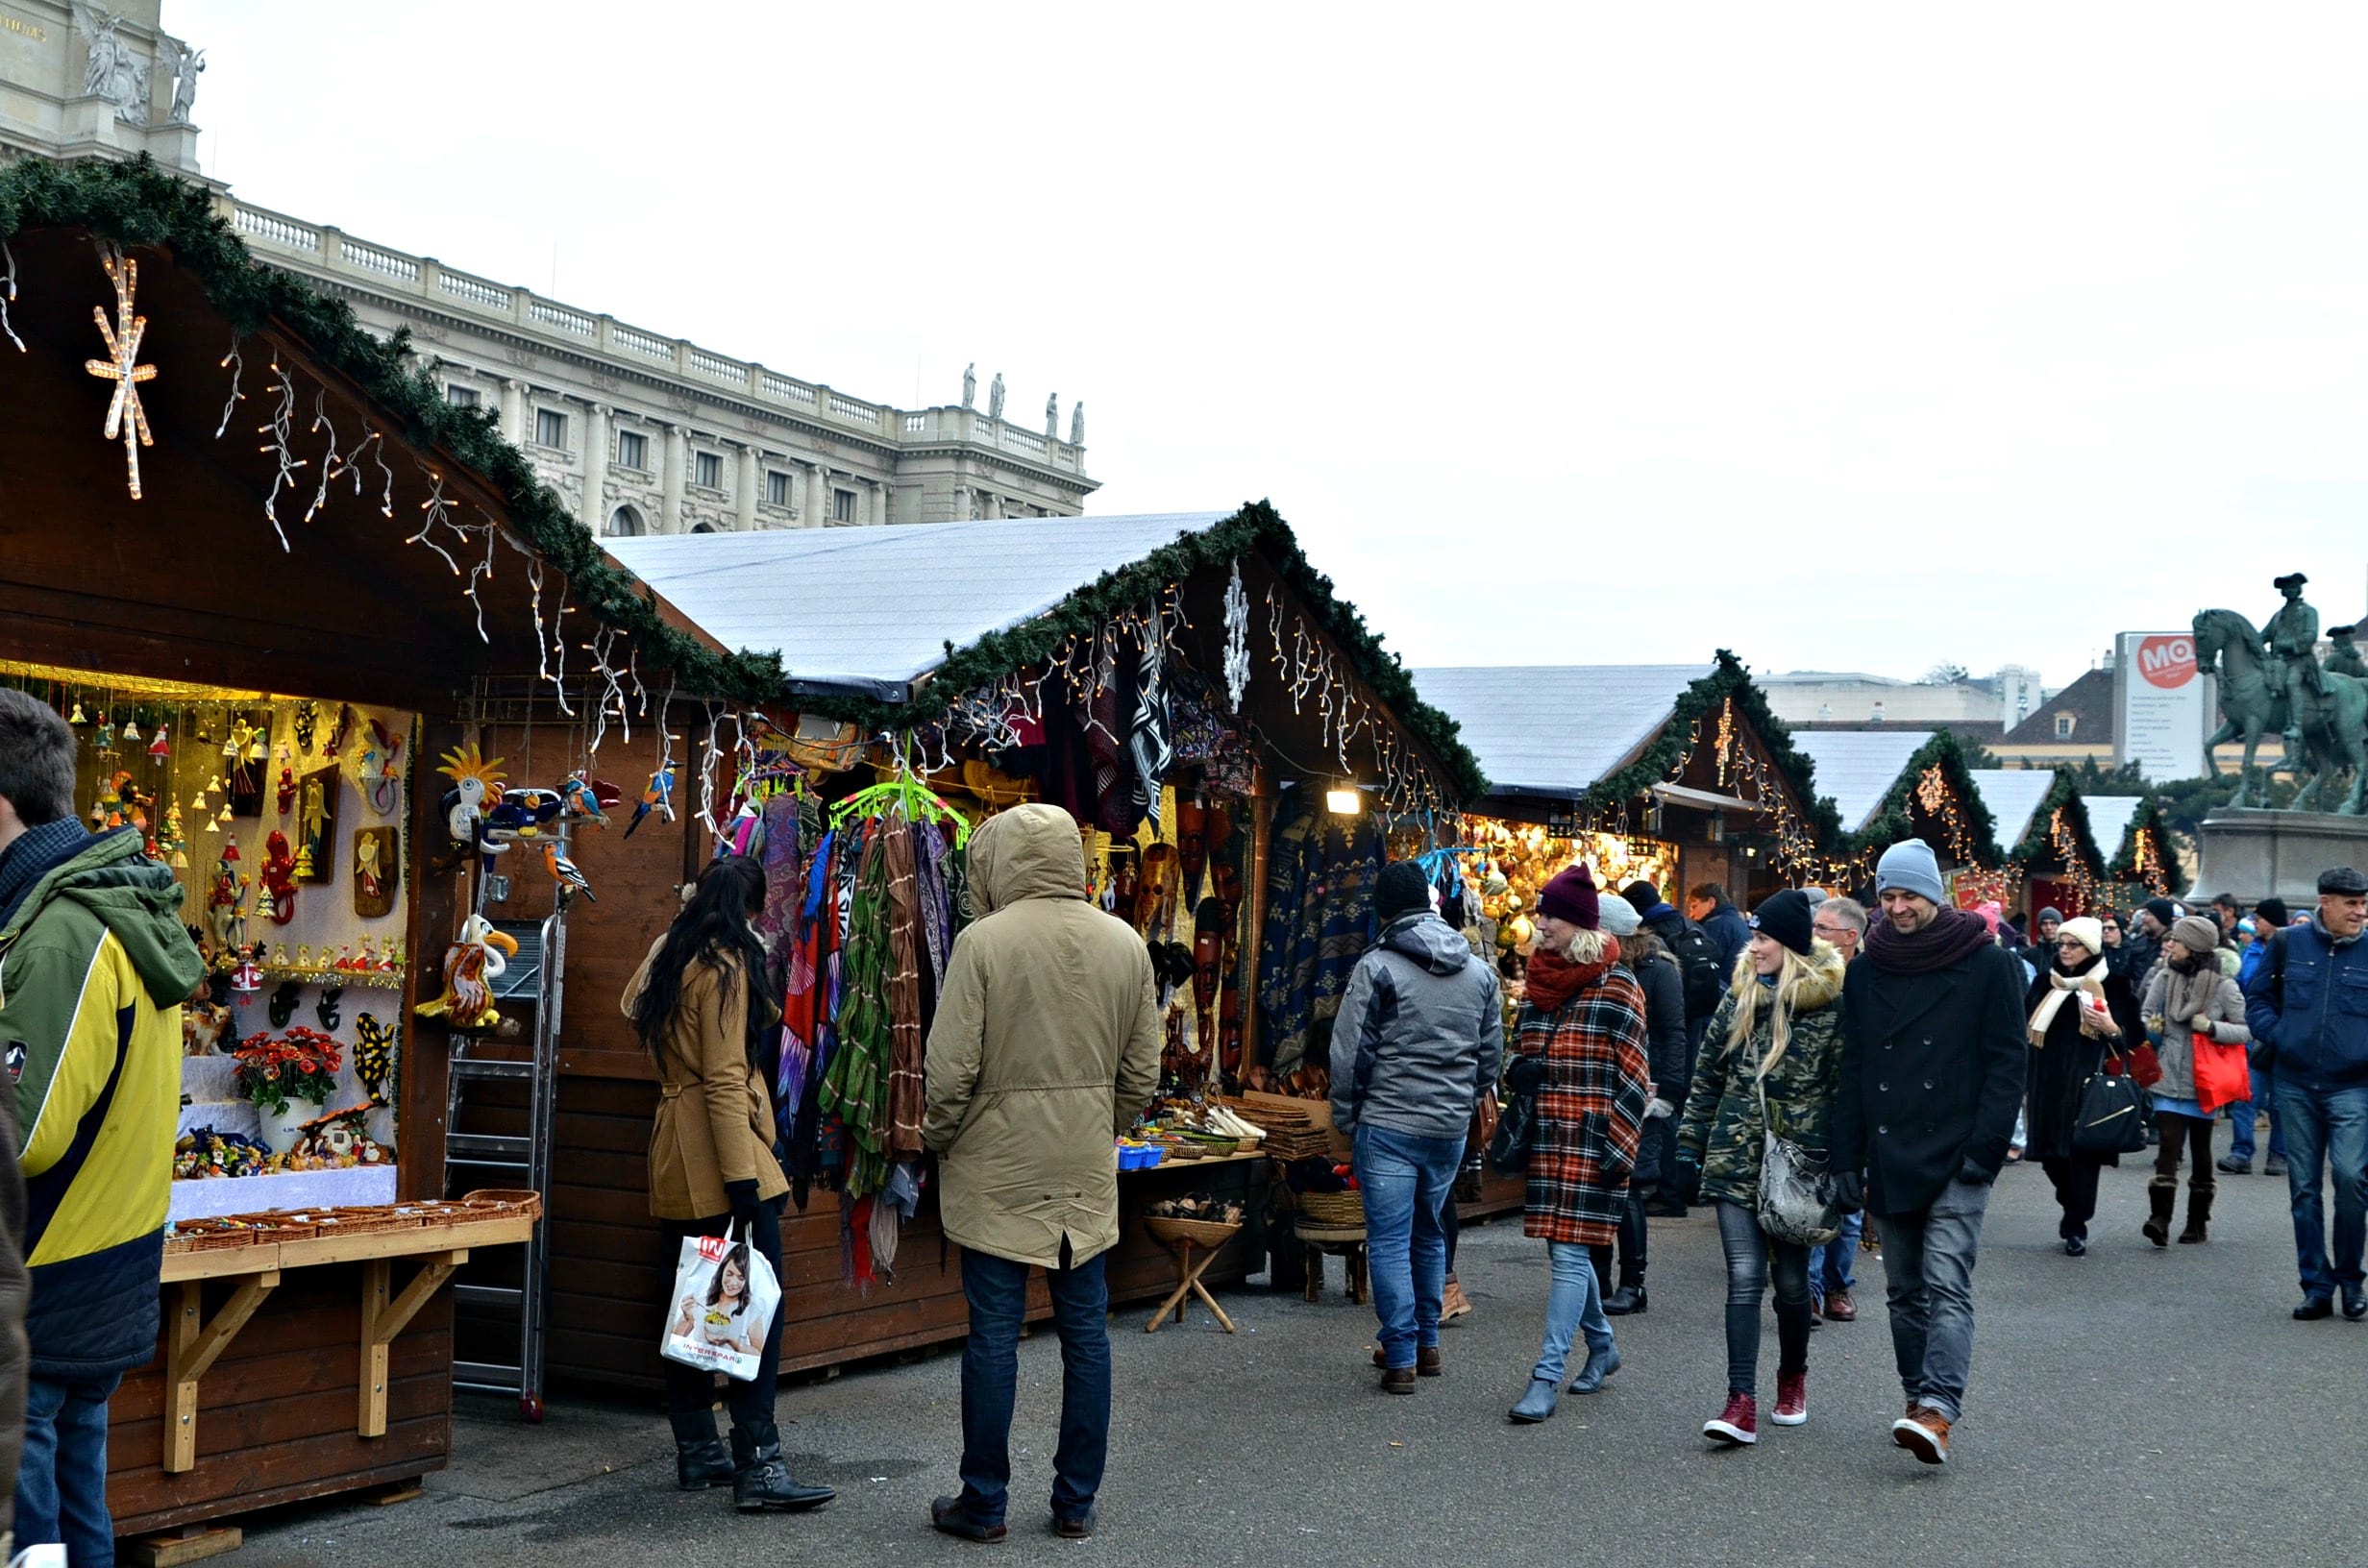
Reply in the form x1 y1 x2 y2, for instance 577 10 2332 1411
542 841 597 902
622 760 676 839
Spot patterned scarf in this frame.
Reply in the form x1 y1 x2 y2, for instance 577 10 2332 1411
1525 941 1620 1013
1128 611 1172 827
883 819 926 1158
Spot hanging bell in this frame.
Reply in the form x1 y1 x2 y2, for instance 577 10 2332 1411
122 718 141 743
68 701 86 724
171 849 189 870
217 803 233 824
205 773 221 795
202 815 219 835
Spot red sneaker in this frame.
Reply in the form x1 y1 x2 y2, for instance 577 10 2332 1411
1704 1390 1758 1446
1771 1370 1807 1426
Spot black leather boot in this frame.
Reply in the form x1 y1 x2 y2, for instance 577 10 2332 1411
2142 1177 2176 1248
671 1409 733 1492
730 1418 835 1512
2178 1181 2214 1243
1603 1281 1647 1315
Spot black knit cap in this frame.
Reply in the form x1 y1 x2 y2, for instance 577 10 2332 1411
2144 896 2179 927
1376 861 1432 919
1622 879 1661 911
1750 889 1817 956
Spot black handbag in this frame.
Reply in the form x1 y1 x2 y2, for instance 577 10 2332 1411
1488 1091 1536 1176
2072 1064 2149 1155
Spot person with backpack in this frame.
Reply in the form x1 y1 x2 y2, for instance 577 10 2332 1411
1596 891 1686 1315
1624 880 1724 1218
1688 881 1754 974
2242 867 2368 1322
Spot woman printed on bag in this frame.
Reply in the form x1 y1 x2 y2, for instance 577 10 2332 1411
2022 917 2126 1257
626 854 833 1511
675 1243 765 1356
1670 890 1847 1448
2136 915 2251 1249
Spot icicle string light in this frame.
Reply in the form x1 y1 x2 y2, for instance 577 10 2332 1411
303 388 337 524
0 236 22 354
256 359 304 550
213 335 243 438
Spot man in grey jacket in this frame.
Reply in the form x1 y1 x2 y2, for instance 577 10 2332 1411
1331 861 1503 1391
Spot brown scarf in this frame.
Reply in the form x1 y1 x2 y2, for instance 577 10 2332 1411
2159 953 2220 1028
1525 938 1620 1013
1865 907 1995 975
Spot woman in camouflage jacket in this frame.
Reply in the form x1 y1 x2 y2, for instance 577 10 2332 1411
1673 889 1846 1446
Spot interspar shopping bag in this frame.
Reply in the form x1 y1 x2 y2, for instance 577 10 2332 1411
2192 1030 2252 1116
659 1224 782 1382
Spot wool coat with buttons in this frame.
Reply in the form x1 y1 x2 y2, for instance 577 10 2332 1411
1830 943 2029 1216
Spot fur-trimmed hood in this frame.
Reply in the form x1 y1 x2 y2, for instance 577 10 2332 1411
1723 940 1846 1015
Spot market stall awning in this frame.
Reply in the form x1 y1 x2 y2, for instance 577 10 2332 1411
1968 769 2060 854
2082 795 2144 864
608 513 1232 702
1789 730 1937 835
1410 665 1714 800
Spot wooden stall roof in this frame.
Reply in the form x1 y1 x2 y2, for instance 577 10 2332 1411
1839 728 2005 868
2087 793 2189 896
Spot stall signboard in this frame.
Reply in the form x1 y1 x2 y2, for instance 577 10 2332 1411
2115 630 2208 781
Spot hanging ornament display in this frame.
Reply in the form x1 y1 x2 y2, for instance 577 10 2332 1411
83 243 158 500
1222 559 1250 713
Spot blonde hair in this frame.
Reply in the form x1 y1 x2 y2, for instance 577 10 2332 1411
1722 942 1835 1080
1562 927 1614 966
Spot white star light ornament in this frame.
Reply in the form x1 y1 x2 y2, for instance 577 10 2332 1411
85 246 158 500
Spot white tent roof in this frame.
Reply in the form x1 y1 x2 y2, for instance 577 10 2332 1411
1968 769 2060 852
1788 730 1937 834
605 512 1233 700
2083 795 2146 862
1411 665 1715 799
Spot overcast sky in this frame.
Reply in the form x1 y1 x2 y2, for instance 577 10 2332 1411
177 2 2368 690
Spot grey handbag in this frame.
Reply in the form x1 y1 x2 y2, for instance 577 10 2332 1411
1756 1073 1840 1248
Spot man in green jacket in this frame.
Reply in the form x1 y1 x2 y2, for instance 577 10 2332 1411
922 803 1160 1543
0 690 203 1564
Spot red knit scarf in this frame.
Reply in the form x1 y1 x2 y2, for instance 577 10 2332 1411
1525 938 1621 1012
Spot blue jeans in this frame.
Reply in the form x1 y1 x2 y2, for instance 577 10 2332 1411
956 1246 1110 1529
16 1372 120 1568
1532 1241 1613 1385
1809 1211 1862 1301
2230 1067 2286 1162
2274 1080 2368 1297
1875 1179 1991 1423
1353 1124 1465 1369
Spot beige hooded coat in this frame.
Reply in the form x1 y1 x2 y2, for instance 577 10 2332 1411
923 803 1162 1268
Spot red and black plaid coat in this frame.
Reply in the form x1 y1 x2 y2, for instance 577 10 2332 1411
1517 966 1651 1246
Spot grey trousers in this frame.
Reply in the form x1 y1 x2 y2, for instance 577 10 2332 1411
1874 1178 1992 1423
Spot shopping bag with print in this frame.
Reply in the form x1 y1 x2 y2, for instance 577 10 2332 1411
658 1223 781 1382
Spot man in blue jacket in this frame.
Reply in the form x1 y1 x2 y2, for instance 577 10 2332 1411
1687 881 1752 976
2243 867 2368 1321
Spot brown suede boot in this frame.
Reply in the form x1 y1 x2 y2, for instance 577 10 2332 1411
2142 1177 2177 1247
2178 1180 2214 1243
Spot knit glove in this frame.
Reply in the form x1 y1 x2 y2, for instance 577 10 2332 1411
1669 1159 1703 1207
1644 1097 1676 1120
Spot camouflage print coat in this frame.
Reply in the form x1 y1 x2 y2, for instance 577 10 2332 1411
1674 946 1848 1211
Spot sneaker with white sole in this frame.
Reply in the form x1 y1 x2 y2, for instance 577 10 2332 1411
1704 1390 1758 1445
1891 1406 1952 1464
1770 1370 1807 1426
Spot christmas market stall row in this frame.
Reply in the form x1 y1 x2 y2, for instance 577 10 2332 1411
2080 793 2187 908
498 503 1486 1382
0 158 774 1538
1788 728 2005 894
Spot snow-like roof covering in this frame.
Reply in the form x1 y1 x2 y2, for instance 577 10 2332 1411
2083 795 2146 861
1968 769 2060 851
605 512 1231 700
1788 730 1937 834
1410 665 1715 799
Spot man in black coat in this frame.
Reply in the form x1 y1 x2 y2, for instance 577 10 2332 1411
1830 839 2026 1468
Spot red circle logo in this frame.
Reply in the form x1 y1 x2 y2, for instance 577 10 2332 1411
2138 635 2196 689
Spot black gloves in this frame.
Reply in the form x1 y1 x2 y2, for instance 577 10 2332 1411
724 1178 764 1230
1833 1169 1864 1215
1957 1158 1995 1188
1670 1159 1703 1207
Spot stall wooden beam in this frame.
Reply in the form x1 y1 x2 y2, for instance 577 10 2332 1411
163 1272 279 1474
359 1251 467 1438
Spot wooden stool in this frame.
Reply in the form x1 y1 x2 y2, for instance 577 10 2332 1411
1294 1219 1368 1304
1143 1216 1241 1334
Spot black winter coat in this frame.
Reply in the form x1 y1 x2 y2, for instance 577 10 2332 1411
1628 940 1691 1102
1831 943 2028 1216
2021 954 2126 1164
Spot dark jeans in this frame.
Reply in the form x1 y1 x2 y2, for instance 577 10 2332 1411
1442 1188 1460 1274
16 1371 120 1567
1713 1200 1811 1396
661 1203 783 1429
2230 1066 2285 1162
1875 1178 1991 1422
2275 1081 2368 1296
1353 1125 1464 1367
2040 1152 2105 1238
2153 1111 2216 1186
957 1243 1110 1529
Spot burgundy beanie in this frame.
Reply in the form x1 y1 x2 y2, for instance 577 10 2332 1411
1538 864 1601 930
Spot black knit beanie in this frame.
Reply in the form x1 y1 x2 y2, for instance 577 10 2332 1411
1375 861 1432 920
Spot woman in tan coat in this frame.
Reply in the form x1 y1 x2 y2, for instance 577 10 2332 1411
624 854 831 1513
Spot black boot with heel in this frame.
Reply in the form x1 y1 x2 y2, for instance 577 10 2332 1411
729 1418 836 1512
672 1410 735 1492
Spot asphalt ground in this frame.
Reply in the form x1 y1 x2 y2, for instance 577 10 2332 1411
235 1118 2368 1568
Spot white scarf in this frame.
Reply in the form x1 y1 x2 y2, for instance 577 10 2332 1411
2027 963 2106 1047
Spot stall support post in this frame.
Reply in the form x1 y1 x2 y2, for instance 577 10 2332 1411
162 1272 281 1473
1242 793 1274 1071
358 1250 468 1437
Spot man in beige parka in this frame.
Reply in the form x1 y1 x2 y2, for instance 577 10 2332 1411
922 802 1160 1542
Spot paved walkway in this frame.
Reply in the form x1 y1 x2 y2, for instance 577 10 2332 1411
238 1122 2365 1567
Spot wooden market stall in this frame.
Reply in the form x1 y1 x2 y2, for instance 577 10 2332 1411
1968 768 2107 920
2082 794 2186 909
0 158 772 1547
1804 728 2005 900
511 503 1484 1392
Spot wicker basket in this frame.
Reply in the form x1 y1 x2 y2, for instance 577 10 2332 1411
306 1208 426 1237
458 1188 546 1220
164 1216 294 1254
1143 1215 1244 1249
1295 1188 1366 1226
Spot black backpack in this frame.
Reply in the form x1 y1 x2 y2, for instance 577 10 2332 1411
1666 919 1726 1022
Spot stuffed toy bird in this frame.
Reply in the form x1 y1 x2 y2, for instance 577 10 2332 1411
560 773 620 829
542 842 597 902
623 760 676 839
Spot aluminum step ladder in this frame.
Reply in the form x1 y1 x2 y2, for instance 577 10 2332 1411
445 858 569 1421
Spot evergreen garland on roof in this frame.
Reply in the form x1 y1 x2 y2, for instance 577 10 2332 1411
0 154 785 704
2010 768 2106 878
2104 793 2189 895
1844 728 2005 864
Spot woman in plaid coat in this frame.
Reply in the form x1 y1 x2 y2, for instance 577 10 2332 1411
1506 867 1651 1424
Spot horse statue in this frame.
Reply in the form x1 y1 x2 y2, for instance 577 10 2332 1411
2192 607 2368 814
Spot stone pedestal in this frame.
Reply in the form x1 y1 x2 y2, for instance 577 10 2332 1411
2189 810 2368 906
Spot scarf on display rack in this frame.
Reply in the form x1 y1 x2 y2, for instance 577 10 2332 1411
1864 907 1995 975
1523 942 1621 1014
1128 610 1172 829
2027 952 2107 1046
882 818 927 1160
754 792 804 993
820 828 894 1201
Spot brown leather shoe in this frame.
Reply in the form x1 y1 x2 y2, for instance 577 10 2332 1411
1891 1407 1952 1465
1380 1365 1417 1394
1822 1288 1857 1322
1371 1345 1442 1376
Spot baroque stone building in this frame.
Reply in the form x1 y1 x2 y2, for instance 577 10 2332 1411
0 1 1098 535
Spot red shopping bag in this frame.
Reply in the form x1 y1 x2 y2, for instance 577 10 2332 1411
2192 1031 2251 1115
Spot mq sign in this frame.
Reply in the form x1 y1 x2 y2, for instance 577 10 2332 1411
2137 634 2197 690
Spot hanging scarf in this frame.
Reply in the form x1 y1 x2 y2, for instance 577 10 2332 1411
1128 611 1172 828
1524 940 1621 1013
821 830 894 1198
755 792 804 992
883 818 927 1158
1864 907 1994 975
2159 953 2219 1027
2027 951 2107 1045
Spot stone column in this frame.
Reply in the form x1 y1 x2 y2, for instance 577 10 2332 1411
499 379 527 445
872 478 890 527
735 445 760 531
660 423 687 534
580 403 610 533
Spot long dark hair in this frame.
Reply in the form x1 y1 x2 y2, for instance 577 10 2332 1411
704 1237 752 1316
632 855 769 1071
